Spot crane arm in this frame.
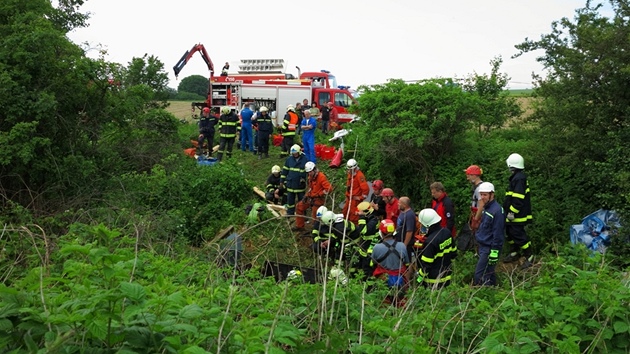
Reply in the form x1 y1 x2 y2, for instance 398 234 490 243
173 43 215 78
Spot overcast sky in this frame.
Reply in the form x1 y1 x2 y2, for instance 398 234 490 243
67 0 599 90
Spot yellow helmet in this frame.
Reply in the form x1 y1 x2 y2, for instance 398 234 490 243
221 106 231 114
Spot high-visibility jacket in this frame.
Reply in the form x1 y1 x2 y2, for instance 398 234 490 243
503 170 532 224
418 224 457 286
345 169 369 200
280 153 307 192
282 111 299 137
356 214 379 257
254 112 274 132
218 112 240 138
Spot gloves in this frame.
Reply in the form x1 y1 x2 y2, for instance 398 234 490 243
507 212 515 221
488 249 499 265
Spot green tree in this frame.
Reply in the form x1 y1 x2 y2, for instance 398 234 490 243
513 0 630 221
462 56 522 136
177 74 209 98
123 54 170 108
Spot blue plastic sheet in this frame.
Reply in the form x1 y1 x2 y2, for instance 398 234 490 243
570 209 622 253
197 156 218 166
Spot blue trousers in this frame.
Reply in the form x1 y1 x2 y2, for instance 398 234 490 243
240 124 253 151
474 245 497 286
303 134 316 163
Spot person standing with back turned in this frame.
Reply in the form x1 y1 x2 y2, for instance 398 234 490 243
503 153 534 269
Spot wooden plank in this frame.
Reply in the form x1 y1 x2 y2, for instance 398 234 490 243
253 186 266 199
266 204 280 217
208 225 234 245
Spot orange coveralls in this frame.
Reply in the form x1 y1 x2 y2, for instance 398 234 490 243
342 169 370 225
295 171 333 228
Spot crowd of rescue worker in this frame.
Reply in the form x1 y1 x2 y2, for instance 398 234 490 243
195 103 533 304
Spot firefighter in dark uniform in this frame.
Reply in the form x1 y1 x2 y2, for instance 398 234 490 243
416 208 457 289
217 106 240 161
503 153 534 268
279 144 307 216
197 107 218 156
314 210 356 262
253 106 273 159
355 202 380 279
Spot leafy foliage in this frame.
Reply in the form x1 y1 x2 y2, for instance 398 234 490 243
177 74 210 98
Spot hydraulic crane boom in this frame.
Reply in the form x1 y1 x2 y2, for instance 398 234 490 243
173 43 215 79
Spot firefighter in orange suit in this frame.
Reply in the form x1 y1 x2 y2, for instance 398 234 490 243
342 158 370 225
293 161 333 231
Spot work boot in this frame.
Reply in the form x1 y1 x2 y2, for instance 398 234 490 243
502 252 521 263
520 258 533 270
258 154 262 160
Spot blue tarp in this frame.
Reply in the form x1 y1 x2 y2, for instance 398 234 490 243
197 156 218 166
570 209 622 253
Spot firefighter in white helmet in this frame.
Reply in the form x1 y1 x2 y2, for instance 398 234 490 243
473 182 505 286
416 208 457 289
294 162 332 232
279 144 307 216
503 153 533 268
265 165 286 205
280 104 299 158
253 106 273 159
341 158 369 225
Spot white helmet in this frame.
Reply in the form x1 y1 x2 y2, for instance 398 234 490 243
478 182 495 193
328 267 348 285
346 158 358 170
259 106 269 112
287 104 295 112
506 153 525 170
271 165 281 174
290 144 301 154
316 206 328 218
418 208 442 228
321 210 337 225
305 161 316 173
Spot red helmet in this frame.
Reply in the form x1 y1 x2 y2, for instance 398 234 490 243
381 188 394 197
202 107 210 114
327 101 333 106
464 165 483 175
379 219 395 235
372 180 384 191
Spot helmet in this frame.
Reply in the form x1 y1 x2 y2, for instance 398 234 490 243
327 101 333 106
287 269 302 280
346 159 358 170
506 153 525 169
321 211 337 225
290 144 301 154
316 206 328 218
305 161 316 173
202 107 210 114
328 267 348 285
259 106 268 112
379 219 396 235
381 188 394 197
356 201 373 215
372 180 384 191
464 165 483 175
271 165 281 174
478 182 495 193
418 208 442 228
287 104 295 112
221 106 231 114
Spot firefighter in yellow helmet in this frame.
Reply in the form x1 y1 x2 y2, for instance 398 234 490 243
280 105 299 158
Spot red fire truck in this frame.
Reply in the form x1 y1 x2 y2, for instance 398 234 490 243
173 45 357 123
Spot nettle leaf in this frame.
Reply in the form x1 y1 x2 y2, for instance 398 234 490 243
172 323 198 335
87 319 108 340
179 304 203 320
120 282 147 303
613 321 629 334
0 318 13 331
